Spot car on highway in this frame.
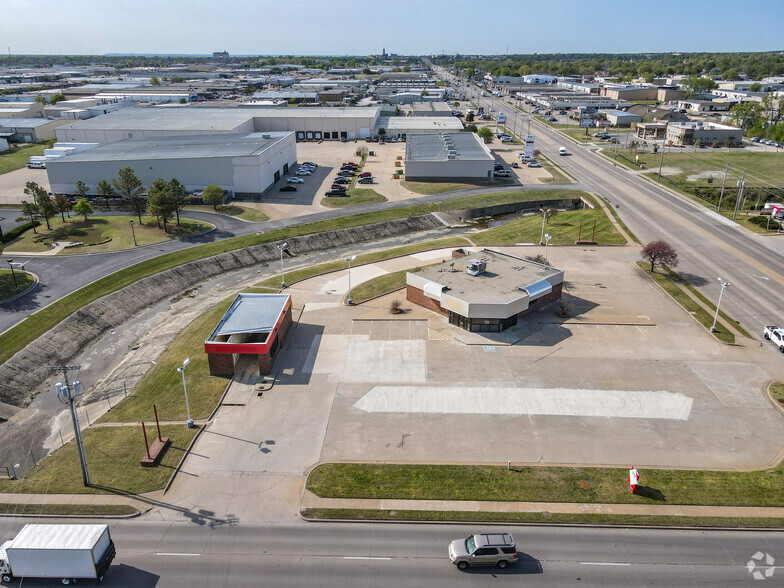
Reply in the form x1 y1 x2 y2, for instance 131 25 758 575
286 177 304 183
449 532 517 570
296 169 312 176
357 177 374 184
280 186 297 192
325 189 348 197
764 326 784 351
333 177 351 184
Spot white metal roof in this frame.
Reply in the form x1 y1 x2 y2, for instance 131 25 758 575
10 524 108 550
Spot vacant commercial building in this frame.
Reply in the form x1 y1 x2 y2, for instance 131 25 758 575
0 118 71 143
46 131 296 198
665 121 743 146
205 293 293 377
406 249 564 333
377 116 463 139
604 110 642 127
404 132 494 181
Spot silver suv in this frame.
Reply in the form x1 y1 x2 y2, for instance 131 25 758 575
448 532 517 570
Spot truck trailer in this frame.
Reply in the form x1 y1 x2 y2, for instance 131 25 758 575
0 524 115 585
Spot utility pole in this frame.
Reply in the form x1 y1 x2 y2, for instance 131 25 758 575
657 142 665 182
716 163 729 212
50 365 90 486
733 170 746 220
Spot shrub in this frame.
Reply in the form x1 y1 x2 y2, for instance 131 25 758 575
1 221 40 244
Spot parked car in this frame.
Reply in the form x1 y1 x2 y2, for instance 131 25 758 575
358 172 372 177
559 110 567 115
511 162 519 168
337 170 355 177
341 165 358 171
286 177 304 183
527 161 542 167
494 170 512 177
296 169 312 176
302 161 317 168
494 163 505 171
449 533 517 570
343 162 358 167
764 326 784 351
333 176 351 184
357 177 374 184
325 189 348 196
330 184 348 191
26 161 46 169
501 137 514 143
280 185 297 192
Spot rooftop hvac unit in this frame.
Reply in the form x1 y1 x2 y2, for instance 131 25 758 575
261 134 271 139
466 259 486 276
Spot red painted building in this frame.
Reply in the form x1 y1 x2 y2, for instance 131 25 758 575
205 293 292 377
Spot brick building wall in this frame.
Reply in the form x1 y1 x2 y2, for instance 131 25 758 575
208 353 235 377
406 284 447 316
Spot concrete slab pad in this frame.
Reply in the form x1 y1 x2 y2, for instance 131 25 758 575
343 339 427 383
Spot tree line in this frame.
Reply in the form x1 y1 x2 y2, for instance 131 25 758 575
17 167 226 234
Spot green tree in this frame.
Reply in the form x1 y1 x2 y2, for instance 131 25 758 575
681 75 716 97
167 178 188 225
465 112 475 122
179 97 186 104
402 65 411 72
172 75 184 83
749 82 763 92
202 185 225 210
476 127 493 143
49 93 67 104
150 75 161 86
95 179 116 209
53 193 72 221
464 124 478 133
24 182 55 230
34 95 47 105
75 180 88 200
17 201 40 234
362 68 372 75
146 179 176 232
73 197 93 222
112 167 145 223
721 69 739 80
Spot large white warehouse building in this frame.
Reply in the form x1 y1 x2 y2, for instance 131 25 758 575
46 132 296 198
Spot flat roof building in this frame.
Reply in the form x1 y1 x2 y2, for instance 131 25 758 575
205 293 293 377
0 117 71 143
377 115 463 138
604 110 642 127
46 131 296 198
406 249 564 333
404 132 494 181
665 121 743 146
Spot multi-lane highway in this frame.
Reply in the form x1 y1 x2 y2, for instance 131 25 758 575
443 66 784 338
0 518 780 586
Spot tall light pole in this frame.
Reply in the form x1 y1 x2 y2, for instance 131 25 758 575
50 365 90 487
7 259 18 288
657 141 666 183
539 208 552 245
345 255 356 305
733 171 746 220
544 233 552 263
129 219 137 246
177 358 194 428
277 242 288 288
710 278 730 333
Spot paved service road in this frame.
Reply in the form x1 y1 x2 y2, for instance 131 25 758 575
440 67 784 342
0 519 779 586
0 184 578 335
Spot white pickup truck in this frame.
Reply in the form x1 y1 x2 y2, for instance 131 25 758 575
763 326 784 351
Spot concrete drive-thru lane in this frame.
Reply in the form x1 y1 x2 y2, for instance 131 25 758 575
1 519 781 586
454 69 784 340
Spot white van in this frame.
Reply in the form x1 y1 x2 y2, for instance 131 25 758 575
559 146 567 156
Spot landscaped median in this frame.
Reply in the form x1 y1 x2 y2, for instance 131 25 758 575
0 269 35 302
303 463 784 527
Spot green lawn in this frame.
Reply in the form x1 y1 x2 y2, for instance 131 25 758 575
536 153 574 184
99 298 234 423
0 425 198 495
0 503 138 516
348 269 410 303
636 262 734 344
0 269 34 301
400 181 489 195
321 188 387 208
307 462 784 507
186 204 269 222
472 206 625 246
0 143 49 175
2 216 208 254
770 382 784 406
0 191 580 366
302 508 784 528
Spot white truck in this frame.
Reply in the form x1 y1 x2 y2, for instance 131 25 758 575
764 326 784 351
1 524 115 585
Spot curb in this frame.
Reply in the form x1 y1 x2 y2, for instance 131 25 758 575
0 505 148 520
0 270 39 304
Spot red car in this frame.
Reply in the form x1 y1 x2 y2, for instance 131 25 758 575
358 172 372 178
330 184 348 191
342 162 358 167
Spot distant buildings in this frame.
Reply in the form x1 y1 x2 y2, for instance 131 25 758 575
665 121 743 146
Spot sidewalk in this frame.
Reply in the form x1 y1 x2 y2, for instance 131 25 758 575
301 490 784 519
0 491 150 513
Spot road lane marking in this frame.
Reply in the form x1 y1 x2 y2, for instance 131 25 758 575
155 552 201 557
343 556 392 560
581 562 631 566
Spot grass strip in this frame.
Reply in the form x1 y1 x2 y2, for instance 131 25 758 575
400 181 488 195
0 143 49 175
771 382 784 407
0 503 139 516
256 237 472 290
0 270 35 301
307 462 784 507
301 508 784 528
637 262 735 344
349 269 410 304
0 424 198 495
596 195 640 245
536 153 574 184
321 188 387 208
0 191 580 365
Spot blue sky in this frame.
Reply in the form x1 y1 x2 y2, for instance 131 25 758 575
2 0 782 55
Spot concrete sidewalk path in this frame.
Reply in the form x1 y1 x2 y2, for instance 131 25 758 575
0 491 150 512
301 490 784 519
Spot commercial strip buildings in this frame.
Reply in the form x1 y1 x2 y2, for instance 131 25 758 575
665 121 743 146
0 117 71 142
406 249 564 333
46 131 296 198
404 132 494 181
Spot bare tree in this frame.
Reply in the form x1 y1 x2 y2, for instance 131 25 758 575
641 240 679 272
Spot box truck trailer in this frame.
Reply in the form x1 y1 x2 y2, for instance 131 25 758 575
0 524 115 585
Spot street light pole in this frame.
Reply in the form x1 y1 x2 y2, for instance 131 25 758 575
544 233 552 264
710 278 730 333
277 242 288 288
177 358 194 428
7 259 18 288
657 142 665 183
539 208 551 245
50 365 90 487
129 219 137 246
345 255 356 305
